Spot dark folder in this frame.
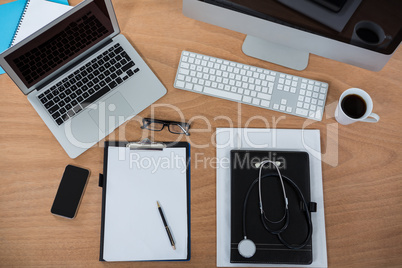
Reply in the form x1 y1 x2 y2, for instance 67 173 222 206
99 140 191 262
230 150 315 264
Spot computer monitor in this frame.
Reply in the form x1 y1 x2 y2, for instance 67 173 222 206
183 0 401 71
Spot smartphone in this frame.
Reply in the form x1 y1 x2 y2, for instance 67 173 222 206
51 165 90 219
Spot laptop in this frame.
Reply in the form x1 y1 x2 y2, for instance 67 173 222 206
0 0 167 158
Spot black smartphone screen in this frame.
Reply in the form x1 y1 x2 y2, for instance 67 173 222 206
51 165 90 219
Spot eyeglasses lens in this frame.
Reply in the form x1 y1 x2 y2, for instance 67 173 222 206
145 122 165 131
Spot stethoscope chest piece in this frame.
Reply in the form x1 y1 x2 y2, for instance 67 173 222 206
238 237 256 258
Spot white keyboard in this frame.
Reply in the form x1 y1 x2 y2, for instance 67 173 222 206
174 51 329 121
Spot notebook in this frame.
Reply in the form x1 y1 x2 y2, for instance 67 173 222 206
230 150 313 264
99 141 191 262
10 0 73 46
0 0 167 158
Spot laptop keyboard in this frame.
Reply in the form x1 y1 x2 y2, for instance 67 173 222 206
37 43 139 126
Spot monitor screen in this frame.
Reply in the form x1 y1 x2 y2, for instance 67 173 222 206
199 0 401 55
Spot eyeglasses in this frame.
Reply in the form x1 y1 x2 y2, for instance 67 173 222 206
141 118 191 136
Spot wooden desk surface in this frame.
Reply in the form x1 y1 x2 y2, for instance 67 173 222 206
0 0 401 267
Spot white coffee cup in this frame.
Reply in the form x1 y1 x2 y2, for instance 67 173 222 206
351 21 392 49
335 88 380 125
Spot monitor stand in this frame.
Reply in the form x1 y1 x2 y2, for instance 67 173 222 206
242 35 310 71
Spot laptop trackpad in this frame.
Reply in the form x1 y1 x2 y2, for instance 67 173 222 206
89 92 135 134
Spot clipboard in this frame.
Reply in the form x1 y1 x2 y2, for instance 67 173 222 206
99 139 191 262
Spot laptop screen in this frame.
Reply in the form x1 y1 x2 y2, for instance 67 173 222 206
4 0 114 89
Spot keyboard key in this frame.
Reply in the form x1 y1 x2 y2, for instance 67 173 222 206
48 104 59 114
204 87 242 101
46 92 53 99
73 105 82 114
52 111 60 119
108 81 118 89
67 109 75 117
242 96 252 103
44 100 54 109
121 61 135 72
81 86 111 108
296 108 308 116
56 118 63 125
179 68 190 75
261 100 270 107
175 80 185 88
257 92 271 100
194 84 203 92
185 83 193 90
252 98 260 105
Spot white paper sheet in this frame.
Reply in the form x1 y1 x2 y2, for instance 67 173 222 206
103 146 188 261
12 0 72 46
216 128 327 268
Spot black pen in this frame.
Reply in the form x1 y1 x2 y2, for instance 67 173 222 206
157 201 176 250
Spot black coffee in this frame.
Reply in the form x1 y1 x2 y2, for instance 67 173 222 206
341 94 367 119
356 28 380 44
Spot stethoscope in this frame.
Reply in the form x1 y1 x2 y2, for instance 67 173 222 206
237 160 313 258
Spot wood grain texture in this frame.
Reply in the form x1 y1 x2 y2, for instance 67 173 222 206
0 0 401 267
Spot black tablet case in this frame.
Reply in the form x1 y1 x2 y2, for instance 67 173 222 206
98 141 191 262
230 150 313 264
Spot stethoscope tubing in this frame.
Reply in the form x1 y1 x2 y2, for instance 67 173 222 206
242 173 313 250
